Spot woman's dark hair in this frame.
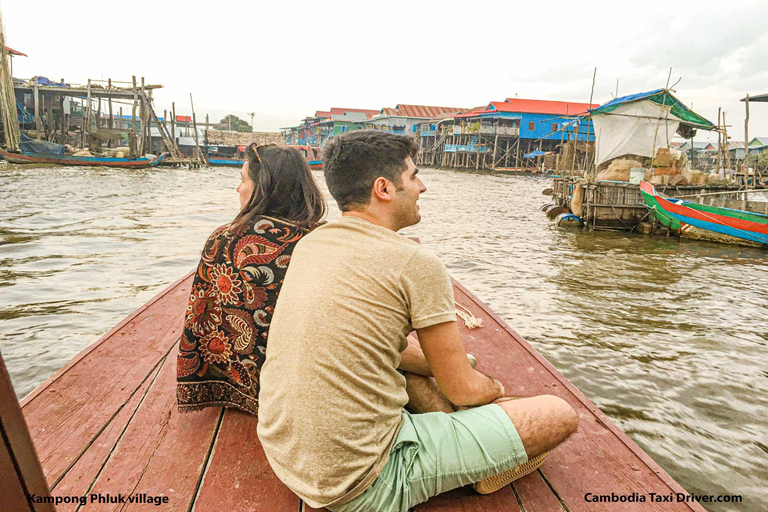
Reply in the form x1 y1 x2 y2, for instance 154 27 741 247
323 131 419 211
231 144 326 230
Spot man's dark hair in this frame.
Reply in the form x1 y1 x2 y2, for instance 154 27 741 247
323 131 419 211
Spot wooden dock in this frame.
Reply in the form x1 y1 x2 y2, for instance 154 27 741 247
551 176 751 230
7 273 706 511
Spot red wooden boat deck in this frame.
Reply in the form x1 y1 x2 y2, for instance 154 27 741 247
17 273 706 511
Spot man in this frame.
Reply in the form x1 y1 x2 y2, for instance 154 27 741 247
257 131 578 512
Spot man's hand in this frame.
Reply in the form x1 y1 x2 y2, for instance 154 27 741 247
415 321 505 407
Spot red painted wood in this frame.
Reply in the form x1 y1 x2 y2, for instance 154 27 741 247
451 281 706 512
52 363 162 512
0 354 55 512
83 351 220 512
195 409 299 512
0 435 35 512
22 274 194 485
512 472 565 512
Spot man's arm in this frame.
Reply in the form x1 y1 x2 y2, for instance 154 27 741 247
416 321 504 407
398 336 432 376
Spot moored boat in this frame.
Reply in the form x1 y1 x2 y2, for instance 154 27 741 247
206 145 323 169
640 180 768 247
207 156 244 167
0 147 164 169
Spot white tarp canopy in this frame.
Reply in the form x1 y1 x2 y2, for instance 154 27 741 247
592 100 681 165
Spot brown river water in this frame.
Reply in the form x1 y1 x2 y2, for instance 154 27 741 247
0 163 766 511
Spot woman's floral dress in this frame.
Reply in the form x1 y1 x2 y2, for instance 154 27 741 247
176 215 310 414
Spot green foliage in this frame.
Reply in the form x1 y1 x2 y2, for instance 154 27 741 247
747 149 768 170
467 121 481 133
218 115 252 132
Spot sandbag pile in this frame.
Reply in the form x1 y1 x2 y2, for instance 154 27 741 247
595 158 645 181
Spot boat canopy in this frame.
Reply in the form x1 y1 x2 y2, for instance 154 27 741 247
590 89 715 129
19 133 65 155
588 89 715 166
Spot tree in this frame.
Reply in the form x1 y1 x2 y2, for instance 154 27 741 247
745 150 768 178
218 115 252 132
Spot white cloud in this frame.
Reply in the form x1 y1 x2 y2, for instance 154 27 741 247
3 0 767 138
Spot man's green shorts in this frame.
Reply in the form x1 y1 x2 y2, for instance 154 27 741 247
329 404 528 512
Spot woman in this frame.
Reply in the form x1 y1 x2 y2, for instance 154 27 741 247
177 143 326 414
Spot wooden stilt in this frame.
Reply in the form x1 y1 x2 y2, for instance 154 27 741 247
108 79 114 130
190 93 206 165
139 77 146 155
130 76 138 157
82 79 92 148
45 94 54 141
33 82 43 139
744 93 750 188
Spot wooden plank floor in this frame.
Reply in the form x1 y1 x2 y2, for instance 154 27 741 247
21 273 706 511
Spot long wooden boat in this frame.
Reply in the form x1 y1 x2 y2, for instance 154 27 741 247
206 146 323 170
207 156 244 167
640 180 768 247
0 148 164 169
3 273 706 511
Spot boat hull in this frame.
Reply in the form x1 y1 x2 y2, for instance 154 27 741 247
640 181 768 247
0 148 156 169
207 157 244 167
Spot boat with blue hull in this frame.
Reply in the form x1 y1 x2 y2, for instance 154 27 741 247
640 180 768 247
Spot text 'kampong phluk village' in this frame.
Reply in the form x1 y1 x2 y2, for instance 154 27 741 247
0 10 764 512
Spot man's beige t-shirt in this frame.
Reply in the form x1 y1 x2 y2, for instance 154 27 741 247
257 216 457 508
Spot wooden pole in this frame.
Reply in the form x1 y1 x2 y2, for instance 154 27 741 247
583 67 597 177
744 93 750 188
33 82 43 139
491 133 499 169
723 111 731 171
82 79 92 147
190 93 206 164
205 113 209 145
0 23 20 151
138 77 146 155
171 102 176 144
107 78 113 130
717 108 722 172
45 94 54 141
59 96 65 143
130 76 138 157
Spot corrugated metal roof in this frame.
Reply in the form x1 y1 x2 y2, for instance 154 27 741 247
491 98 598 116
5 46 26 57
330 107 380 118
741 93 768 102
315 111 331 118
380 104 465 119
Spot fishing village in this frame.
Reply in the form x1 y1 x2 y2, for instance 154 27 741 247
1 3 766 512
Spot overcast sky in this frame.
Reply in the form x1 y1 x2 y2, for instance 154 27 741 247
4 0 767 142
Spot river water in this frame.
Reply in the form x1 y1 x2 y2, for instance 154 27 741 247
1 163 766 511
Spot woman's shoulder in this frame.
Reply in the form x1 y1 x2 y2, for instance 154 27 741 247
246 215 317 237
